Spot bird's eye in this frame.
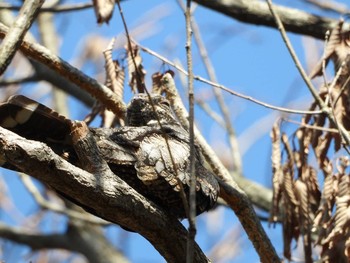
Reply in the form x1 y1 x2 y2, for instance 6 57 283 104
160 100 170 107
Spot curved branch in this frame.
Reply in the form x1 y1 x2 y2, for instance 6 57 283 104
194 0 338 40
0 127 209 263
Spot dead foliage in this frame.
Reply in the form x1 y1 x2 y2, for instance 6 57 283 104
127 43 146 93
92 0 115 24
270 20 350 263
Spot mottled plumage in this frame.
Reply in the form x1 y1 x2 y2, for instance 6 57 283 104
0 94 219 218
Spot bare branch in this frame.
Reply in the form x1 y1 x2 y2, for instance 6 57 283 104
183 1 197 261
304 0 349 14
193 0 338 40
139 43 322 115
0 0 45 75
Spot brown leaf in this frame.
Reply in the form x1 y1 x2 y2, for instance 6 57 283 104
92 0 115 24
270 122 284 222
152 72 164 95
295 179 308 222
281 134 299 206
104 38 125 100
127 44 146 93
310 19 350 79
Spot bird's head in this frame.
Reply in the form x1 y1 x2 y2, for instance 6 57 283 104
126 94 176 127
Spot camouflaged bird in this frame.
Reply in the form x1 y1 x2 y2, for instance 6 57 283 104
0 93 219 218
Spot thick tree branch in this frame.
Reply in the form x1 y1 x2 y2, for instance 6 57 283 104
0 0 44 75
30 59 95 107
194 0 338 40
219 181 279 262
232 172 273 212
0 127 209 263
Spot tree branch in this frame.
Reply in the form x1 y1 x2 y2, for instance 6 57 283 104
0 126 209 263
193 0 338 40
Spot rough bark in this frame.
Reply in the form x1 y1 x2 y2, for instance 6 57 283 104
0 127 209 263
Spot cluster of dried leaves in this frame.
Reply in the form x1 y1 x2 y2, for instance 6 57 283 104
270 20 350 263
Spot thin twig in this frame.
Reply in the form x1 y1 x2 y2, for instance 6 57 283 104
192 0 337 40
266 0 325 110
37 2 69 116
196 99 226 127
177 0 242 176
282 118 339 133
0 0 45 75
304 0 349 14
184 0 196 262
0 75 39 86
138 42 322 115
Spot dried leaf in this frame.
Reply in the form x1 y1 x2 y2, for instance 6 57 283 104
127 44 146 93
281 134 299 206
152 72 164 95
310 19 350 78
104 38 125 98
92 0 115 24
295 179 308 222
270 123 283 222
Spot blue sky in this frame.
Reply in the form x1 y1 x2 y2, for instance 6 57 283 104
2 0 348 262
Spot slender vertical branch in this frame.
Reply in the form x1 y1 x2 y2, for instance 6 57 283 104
188 6 242 175
37 0 69 116
184 1 196 262
115 0 145 92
